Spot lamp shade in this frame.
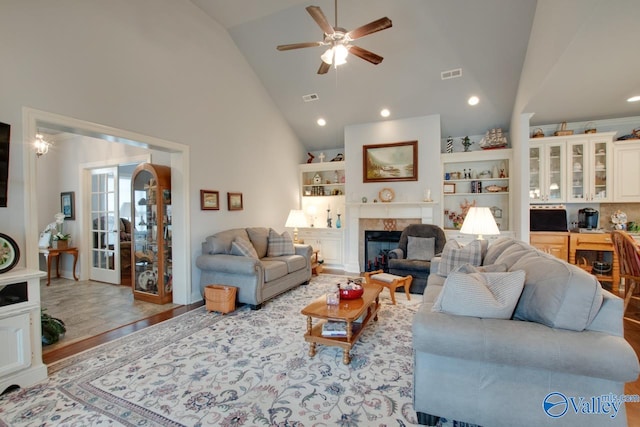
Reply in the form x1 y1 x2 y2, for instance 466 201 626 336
285 209 309 228
460 207 500 239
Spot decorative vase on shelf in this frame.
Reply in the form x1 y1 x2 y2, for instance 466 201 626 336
336 214 342 228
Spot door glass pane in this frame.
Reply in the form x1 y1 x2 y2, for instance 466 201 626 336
529 147 541 200
594 142 607 199
571 144 585 199
548 145 562 200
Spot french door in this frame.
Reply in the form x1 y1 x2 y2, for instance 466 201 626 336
89 167 120 284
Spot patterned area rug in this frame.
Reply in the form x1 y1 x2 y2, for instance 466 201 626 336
0 275 469 426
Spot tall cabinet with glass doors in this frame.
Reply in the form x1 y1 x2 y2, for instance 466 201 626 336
131 163 172 304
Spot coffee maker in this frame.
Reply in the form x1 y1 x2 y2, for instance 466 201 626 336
578 208 599 229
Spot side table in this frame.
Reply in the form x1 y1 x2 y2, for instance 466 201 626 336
39 247 79 286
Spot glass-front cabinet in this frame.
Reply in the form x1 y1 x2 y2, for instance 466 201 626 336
131 163 172 304
567 137 612 202
529 142 565 203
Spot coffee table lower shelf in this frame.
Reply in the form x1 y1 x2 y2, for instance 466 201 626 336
301 284 382 365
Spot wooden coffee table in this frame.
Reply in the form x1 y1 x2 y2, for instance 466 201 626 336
301 283 382 364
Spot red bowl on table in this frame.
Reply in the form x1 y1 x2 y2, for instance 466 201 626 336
339 287 364 300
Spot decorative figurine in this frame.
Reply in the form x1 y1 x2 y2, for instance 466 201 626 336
318 152 326 162
330 153 344 162
327 205 332 228
461 136 473 152
446 136 453 153
307 152 315 163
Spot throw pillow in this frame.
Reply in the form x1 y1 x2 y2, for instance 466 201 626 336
432 270 526 319
437 239 484 276
407 236 435 261
267 229 295 257
231 237 259 259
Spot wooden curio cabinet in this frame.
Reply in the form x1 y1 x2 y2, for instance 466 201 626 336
131 163 172 304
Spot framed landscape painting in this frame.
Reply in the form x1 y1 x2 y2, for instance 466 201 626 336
200 190 219 210
61 191 75 220
227 192 243 211
363 140 418 182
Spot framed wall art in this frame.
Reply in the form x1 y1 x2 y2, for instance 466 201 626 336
363 140 418 182
0 122 10 207
60 191 75 220
443 183 456 194
200 190 220 210
227 192 243 211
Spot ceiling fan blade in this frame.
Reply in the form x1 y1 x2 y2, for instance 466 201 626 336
348 45 383 65
277 42 323 51
306 6 335 35
317 62 331 75
348 17 392 40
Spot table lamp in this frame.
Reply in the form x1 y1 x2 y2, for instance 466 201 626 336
460 207 500 240
285 209 309 243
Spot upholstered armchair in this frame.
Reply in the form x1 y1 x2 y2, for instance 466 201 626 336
388 224 446 294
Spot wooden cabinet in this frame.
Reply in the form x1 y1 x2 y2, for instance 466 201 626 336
298 228 344 267
566 133 614 202
568 233 619 293
132 163 173 304
529 140 565 202
441 149 512 232
530 232 569 261
613 139 640 202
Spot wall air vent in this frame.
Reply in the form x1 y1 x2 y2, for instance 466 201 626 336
441 68 462 80
302 93 319 102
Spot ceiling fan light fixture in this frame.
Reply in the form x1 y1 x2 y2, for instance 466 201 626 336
321 44 349 66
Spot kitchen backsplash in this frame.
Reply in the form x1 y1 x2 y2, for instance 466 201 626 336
599 203 640 229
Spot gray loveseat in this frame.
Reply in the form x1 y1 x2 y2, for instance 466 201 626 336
413 237 639 427
196 227 312 309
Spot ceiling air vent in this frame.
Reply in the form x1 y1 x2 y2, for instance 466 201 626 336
302 93 319 102
441 68 462 80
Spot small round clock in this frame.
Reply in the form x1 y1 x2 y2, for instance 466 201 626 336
313 173 322 184
378 187 395 203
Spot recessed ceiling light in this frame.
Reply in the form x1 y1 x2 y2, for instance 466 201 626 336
380 108 390 117
627 95 640 103
468 96 479 106
317 118 326 126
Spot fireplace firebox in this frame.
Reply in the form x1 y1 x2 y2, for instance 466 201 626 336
364 230 402 272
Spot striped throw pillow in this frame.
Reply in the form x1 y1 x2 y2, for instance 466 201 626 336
267 229 295 257
437 239 484 276
231 237 259 259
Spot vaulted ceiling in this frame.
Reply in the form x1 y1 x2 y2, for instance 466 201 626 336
191 0 640 151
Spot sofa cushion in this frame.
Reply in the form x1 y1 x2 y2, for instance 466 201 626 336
260 259 289 282
267 229 295 257
483 237 519 266
407 236 435 261
453 262 508 274
247 227 270 258
231 237 259 259
265 254 307 273
388 259 431 276
206 228 250 254
511 250 604 331
432 270 526 319
437 239 484 276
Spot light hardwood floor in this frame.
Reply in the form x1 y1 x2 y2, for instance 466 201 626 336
40 277 181 354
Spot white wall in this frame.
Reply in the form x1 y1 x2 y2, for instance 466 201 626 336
0 0 304 303
344 115 442 206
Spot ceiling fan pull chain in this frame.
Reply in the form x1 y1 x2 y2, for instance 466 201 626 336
334 0 338 29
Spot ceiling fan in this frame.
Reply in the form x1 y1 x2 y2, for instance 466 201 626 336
276 0 392 74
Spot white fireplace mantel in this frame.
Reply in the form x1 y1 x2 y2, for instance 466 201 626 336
343 201 438 273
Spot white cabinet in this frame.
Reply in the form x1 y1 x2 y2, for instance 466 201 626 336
613 140 640 202
566 133 614 202
441 149 512 232
297 228 344 267
529 141 566 202
0 268 47 394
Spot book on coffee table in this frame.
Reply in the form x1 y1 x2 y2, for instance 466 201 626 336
322 320 348 337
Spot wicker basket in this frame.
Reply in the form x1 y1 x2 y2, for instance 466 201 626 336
204 285 237 314
554 121 574 136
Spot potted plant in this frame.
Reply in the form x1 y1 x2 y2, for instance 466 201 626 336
41 309 66 345
52 232 71 249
